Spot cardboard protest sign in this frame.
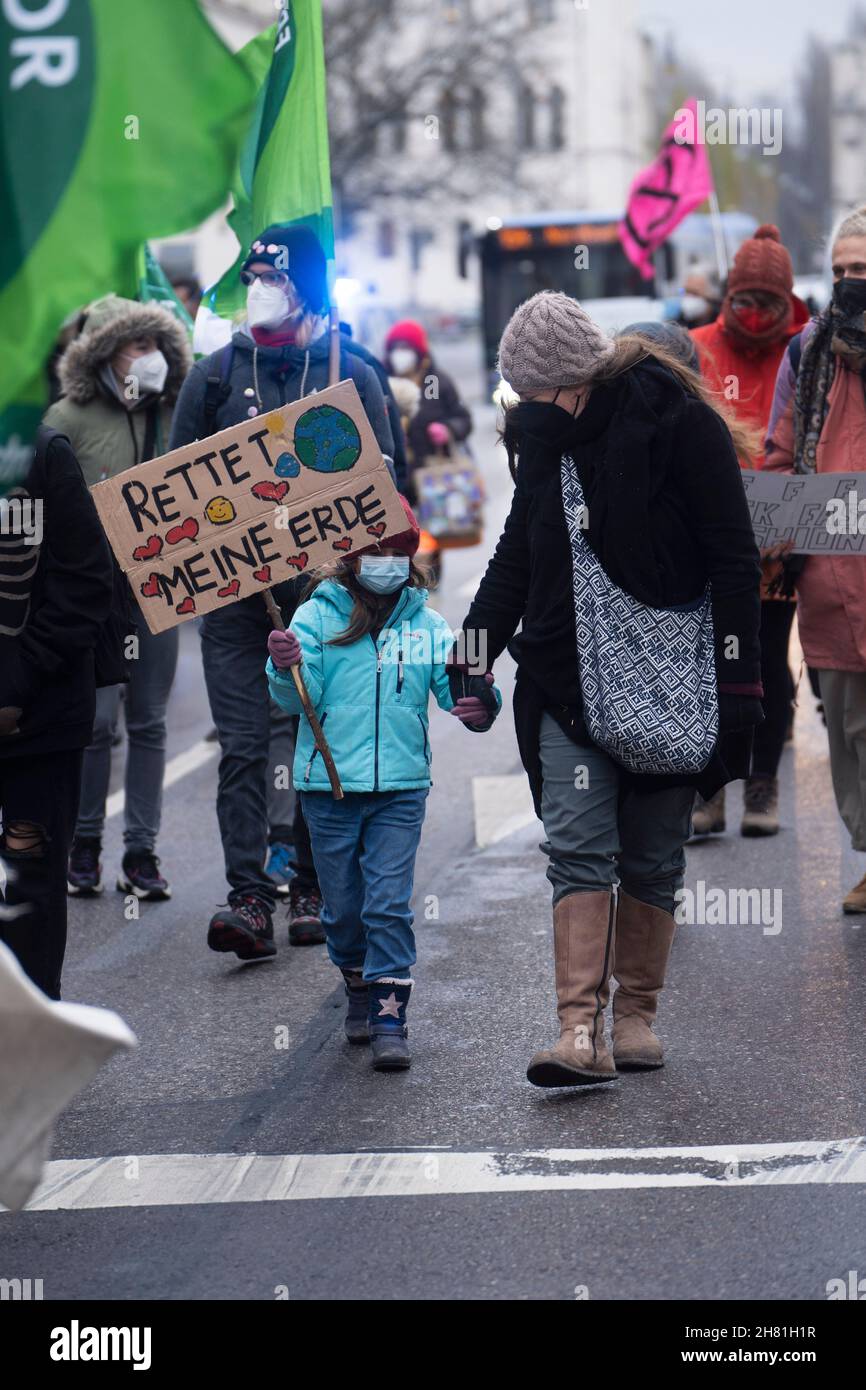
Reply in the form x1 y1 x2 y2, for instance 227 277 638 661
741 470 866 556
91 380 407 633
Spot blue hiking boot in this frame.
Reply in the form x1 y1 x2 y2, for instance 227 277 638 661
265 841 295 897
368 979 412 1071
340 968 369 1044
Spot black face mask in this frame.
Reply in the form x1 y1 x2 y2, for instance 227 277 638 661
833 277 866 318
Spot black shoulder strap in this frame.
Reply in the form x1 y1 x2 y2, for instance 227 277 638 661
202 341 234 436
787 331 803 376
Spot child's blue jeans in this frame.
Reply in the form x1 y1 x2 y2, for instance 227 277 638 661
300 789 429 981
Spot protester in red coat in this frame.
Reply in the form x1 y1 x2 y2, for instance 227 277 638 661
691 225 809 839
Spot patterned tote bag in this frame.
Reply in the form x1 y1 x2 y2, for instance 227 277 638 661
560 454 719 776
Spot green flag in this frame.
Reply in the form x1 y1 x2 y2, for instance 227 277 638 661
137 245 194 337
207 0 334 323
0 0 255 474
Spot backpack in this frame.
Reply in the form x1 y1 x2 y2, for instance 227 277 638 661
787 331 803 376
198 340 374 436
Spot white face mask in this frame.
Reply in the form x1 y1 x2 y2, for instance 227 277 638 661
128 349 168 395
247 280 290 330
390 347 419 376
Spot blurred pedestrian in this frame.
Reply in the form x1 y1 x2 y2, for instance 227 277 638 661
44 296 190 902
169 225 395 960
169 274 203 319
691 225 809 838
461 291 762 1088
267 497 500 1070
0 426 113 998
679 261 724 328
383 320 472 489
765 203 866 913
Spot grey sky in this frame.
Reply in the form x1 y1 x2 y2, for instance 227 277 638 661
637 0 857 103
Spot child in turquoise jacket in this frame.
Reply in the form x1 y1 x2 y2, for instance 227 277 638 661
266 498 500 1070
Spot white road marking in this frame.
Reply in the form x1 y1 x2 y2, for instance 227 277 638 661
105 739 217 822
10 1137 866 1212
472 774 537 848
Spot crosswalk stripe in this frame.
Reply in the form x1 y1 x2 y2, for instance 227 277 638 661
472 774 537 847
10 1137 866 1212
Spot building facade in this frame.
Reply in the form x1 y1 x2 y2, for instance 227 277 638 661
165 0 654 334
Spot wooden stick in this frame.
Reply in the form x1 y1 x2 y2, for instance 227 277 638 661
262 589 344 800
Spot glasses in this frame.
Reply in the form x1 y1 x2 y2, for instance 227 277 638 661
240 269 290 289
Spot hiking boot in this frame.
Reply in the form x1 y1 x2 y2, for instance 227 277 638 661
341 967 370 1044
288 881 325 946
117 849 171 901
265 841 295 897
843 873 866 914
67 838 104 896
369 979 412 1070
689 788 725 839
741 776 779 837
526 890 618 1088
207 896 276 961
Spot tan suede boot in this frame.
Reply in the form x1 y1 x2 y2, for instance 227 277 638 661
612 892 677 1070
526 890 617 1088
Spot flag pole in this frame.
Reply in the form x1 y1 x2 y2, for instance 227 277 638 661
708 188 729 284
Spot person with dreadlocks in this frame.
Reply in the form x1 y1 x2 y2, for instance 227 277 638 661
765 203 866 914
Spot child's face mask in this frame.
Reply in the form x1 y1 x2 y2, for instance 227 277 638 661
357 555 410 594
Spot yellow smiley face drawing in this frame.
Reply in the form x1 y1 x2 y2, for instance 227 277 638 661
205 496 236 526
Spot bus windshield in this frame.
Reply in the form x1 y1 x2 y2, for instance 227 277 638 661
480 219 655 371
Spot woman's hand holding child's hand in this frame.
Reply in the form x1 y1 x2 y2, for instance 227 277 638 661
268 629 302 670
450 672 497 727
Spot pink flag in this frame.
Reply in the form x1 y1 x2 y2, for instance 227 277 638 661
619 98 714 280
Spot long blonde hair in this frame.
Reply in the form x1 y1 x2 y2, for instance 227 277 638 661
596 333 760 463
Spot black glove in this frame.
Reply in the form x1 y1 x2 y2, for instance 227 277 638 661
718 694 764 732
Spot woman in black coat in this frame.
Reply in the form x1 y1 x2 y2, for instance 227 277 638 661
458 292 762 1089
0 427 113 997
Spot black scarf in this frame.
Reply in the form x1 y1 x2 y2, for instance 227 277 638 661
794 277 866 473
509 361 687 608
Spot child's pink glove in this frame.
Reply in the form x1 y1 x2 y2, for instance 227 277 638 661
427 421 450 447
268 628 302 669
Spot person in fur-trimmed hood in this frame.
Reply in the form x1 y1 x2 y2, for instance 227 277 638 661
44 295 192 905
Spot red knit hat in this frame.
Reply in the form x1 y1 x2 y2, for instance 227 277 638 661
727 225 794 298
385 319 429 357
354 494 420 559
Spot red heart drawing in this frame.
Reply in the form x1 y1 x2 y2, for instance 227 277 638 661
286 552 309 571
253 565 272 583
166 517 199 545
250 480 288 503
140 573 160 598
175 597 196 615
217 580 240 599
332 537 353 552
366 522 386 538
133 534 163 562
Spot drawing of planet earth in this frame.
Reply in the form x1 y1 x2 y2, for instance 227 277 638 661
293 405 361 473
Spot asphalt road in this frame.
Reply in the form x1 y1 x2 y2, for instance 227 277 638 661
3 335 866 1302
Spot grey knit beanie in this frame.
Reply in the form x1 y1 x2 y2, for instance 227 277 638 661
497 291 616 393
